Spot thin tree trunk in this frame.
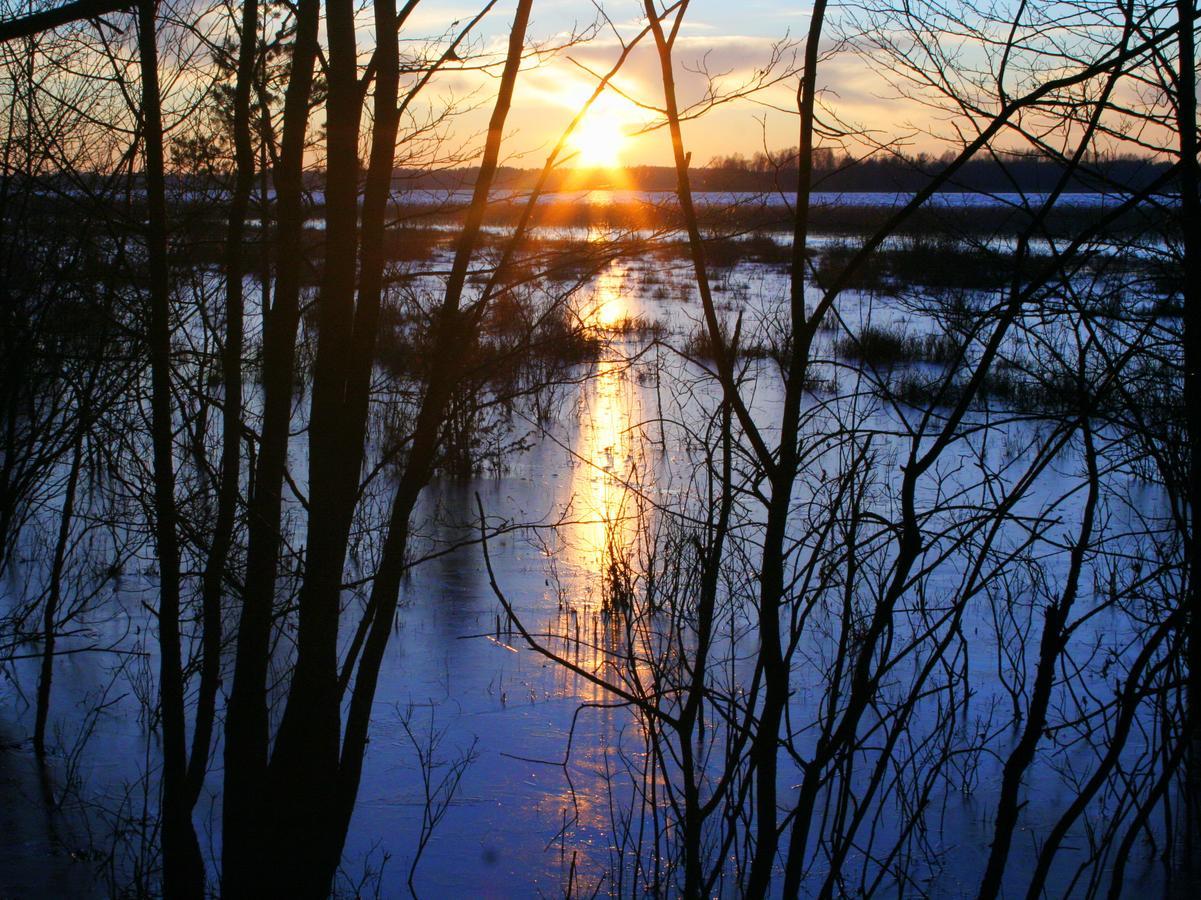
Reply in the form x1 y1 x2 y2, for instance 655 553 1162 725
0 0 132 41
136 1 205 895
330 1 533 886
33 431 83 758
262 0 366 885
977 425 1099 899
187 0 257 808
643 3 827 893
1178 0 1201 887
1022 617 1178 899
677 394 733 897
220 0 318 893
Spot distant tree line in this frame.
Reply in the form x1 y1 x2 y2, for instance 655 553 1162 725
393 149 1174 193
10 149 1166 197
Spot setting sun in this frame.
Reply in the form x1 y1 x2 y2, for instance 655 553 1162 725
568 111 628 168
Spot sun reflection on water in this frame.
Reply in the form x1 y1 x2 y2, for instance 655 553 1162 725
571 262 644 579
525 259 671 880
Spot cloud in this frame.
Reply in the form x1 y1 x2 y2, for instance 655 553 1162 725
390 5 946 165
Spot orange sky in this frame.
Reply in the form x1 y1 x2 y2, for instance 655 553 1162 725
398 0 1173 170
398 0 937 169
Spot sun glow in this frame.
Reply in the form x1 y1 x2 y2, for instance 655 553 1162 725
566 96 633 169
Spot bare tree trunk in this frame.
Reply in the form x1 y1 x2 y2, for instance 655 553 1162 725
752 5 826 894
263 0 373 883
221 0 319 893
0 0 132 41
1178 0 1201 886
136 1 205 895
33 431 83 758
1022 615 1179 899
977 425 1099 899
263 3 531 890
331 0 533 885
188 0 258 808
643 2 827 893
677 394 733 897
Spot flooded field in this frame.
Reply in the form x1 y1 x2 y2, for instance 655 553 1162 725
2 0 1197 892
1 226 1183 895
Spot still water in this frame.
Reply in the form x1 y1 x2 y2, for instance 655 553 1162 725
0 248 1176 896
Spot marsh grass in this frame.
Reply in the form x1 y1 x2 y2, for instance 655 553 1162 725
834 323 964 367
817 235 1036 292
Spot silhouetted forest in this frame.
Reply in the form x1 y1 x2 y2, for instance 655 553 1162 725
401 152 1175 193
